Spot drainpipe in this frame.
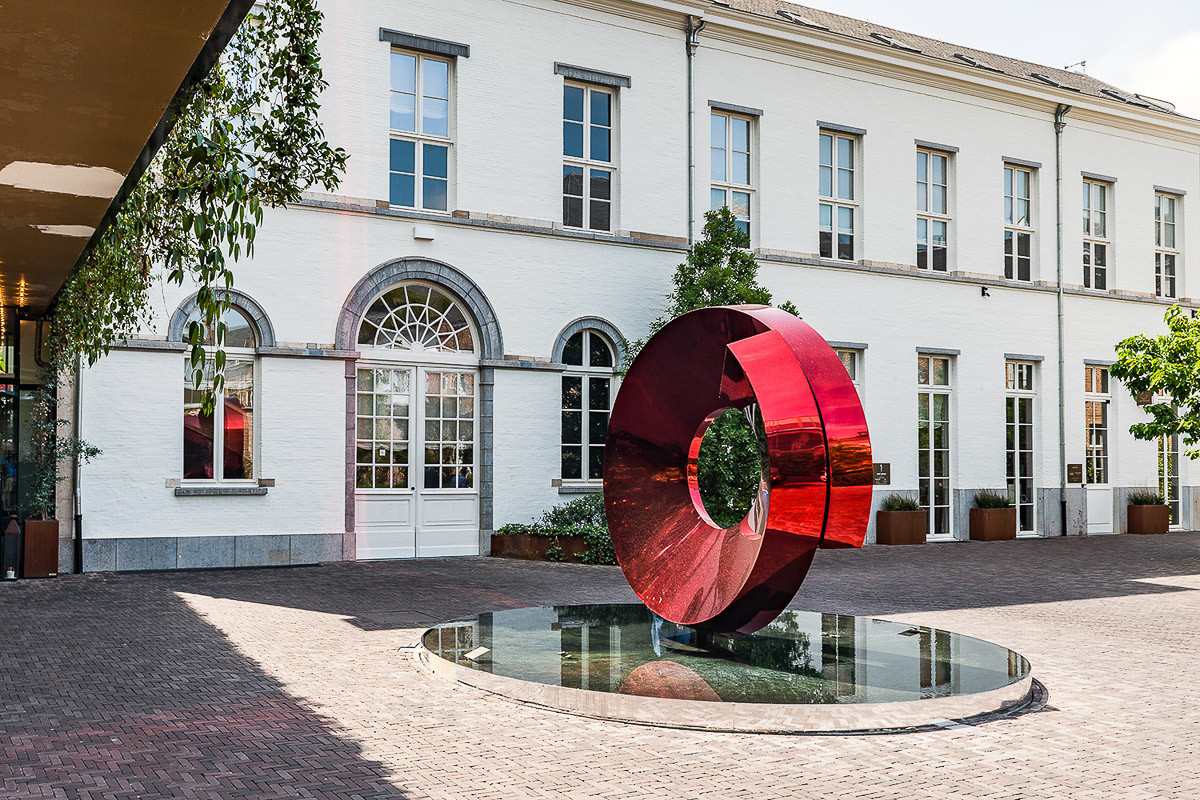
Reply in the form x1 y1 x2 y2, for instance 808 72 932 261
72 355 83 573
1054 103 1072 536
686 15 706 245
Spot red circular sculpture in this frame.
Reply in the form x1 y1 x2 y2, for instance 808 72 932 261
603 306 872 634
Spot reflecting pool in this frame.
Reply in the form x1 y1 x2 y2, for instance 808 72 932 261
422 604 1030 706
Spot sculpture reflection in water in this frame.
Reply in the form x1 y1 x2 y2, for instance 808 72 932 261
603 306 873 633
421 604 1032 705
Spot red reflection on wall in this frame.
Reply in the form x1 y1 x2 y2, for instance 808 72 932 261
603 306 871 634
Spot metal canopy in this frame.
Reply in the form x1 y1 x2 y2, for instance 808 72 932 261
0 0 253 317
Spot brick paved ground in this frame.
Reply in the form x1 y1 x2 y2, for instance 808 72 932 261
3 533 1200 799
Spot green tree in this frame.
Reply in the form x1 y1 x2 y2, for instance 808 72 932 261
626 207 795 527
47 0 348 406
1112 305 1200 458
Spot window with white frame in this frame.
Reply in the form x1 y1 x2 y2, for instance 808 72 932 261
183 307 258 482
389 51 451 211
561 330 616 482
1160 434 1180 526
563 83 615 232
1004 165 1034 281
836 349 863 405
1005 361 1036 534
819 132 857 260
1155 192 1180 298
916 150 950 271
917 354 953 539
711 112 753 238
1084 365 1110 485
1083 180 1110 290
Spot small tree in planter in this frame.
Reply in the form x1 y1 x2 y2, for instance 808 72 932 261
23 379 101 577
1127 490 1170 535
875 494 926 545
970 490 1016 541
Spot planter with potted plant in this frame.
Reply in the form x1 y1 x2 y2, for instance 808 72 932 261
1127 490 1170 535
875 494 927 545
23 379 100 578
969 490 1017 541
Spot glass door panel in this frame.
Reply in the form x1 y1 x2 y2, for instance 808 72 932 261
918 390 952 538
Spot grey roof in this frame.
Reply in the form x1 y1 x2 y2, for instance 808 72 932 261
717 0 1180 116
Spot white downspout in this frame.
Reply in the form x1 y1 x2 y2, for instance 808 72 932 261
1054 103 1072 535
686 15 706 245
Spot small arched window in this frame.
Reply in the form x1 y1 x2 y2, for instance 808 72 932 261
185 306 258 349
357 284 475 354
561 330 616 482
182 304 259 483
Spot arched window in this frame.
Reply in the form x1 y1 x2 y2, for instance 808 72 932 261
357 284 475 354
184 305 258 348
182 305 260 483
561 330 616 482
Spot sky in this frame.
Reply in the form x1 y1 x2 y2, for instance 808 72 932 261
813 0 1200 117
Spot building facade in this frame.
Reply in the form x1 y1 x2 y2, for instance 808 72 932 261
72 0 1200 571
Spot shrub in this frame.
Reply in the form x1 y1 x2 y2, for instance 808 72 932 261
880 494 921 512
1128 490 1165 505
973 490 1013 509
496 493 618 565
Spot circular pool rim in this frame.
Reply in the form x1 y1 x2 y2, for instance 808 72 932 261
415 610 1037 735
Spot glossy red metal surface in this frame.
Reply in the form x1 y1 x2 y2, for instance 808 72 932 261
603 306 872 633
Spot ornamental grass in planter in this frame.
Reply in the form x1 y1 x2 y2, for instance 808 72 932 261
492 493 618 565
1127 490 1170 535
875 494 927 545
969 491 1017 541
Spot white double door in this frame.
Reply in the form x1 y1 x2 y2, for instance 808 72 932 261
354 358 479 559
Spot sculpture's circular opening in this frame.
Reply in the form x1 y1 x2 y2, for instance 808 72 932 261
691 406 769 529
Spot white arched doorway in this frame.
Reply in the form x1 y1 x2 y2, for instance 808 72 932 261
353 282 480 559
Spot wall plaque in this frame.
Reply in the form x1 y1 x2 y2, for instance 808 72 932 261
873 463 891 486
1067 463 1084 484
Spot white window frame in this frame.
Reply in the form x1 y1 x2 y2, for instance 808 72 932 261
388 49 453 212
1005 361 1038 536
917 354 954 541
1083 180 1111 290
562 82 617 233
835 348 864 407
819 131 859 262
710 111 754 240
560 330 618 485
1160 434 1181 528
1004 164 1035 282
182 351 259 486
1155 192 1180 299
916 149 951 272
1084 366 1111 486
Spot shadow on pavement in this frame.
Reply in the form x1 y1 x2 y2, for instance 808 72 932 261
0 576 409 800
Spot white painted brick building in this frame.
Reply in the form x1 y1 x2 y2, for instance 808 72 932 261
75 0 1200 570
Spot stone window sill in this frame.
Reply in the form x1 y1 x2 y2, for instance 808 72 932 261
175 486 269 497
558 485 602 495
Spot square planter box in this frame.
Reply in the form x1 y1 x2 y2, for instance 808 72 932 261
875 510 927 545
1127 504 1170 535
22 519 59 578
491 533 589 562
969 507 1017 541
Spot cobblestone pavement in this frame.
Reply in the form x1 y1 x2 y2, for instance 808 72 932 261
3 533 1200 799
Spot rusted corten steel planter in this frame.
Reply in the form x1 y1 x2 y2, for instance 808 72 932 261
875 510 927 545
490 533 589 562
970 508 1017 541
22 519 59 578
1127 505 1170 535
